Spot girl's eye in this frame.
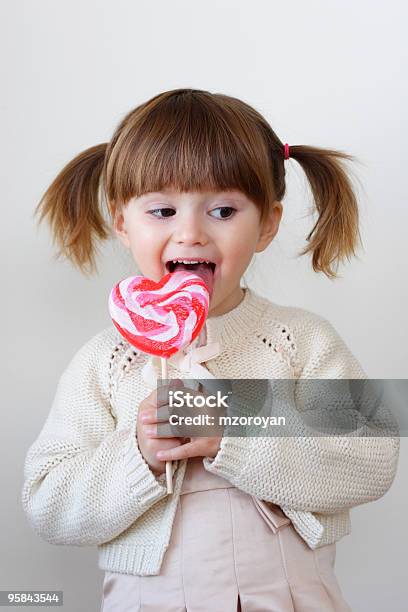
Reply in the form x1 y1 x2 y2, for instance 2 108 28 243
148 208 176 218
210 206 236 219
147 206 236 220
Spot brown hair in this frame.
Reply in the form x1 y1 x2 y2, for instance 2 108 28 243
35 88 361 278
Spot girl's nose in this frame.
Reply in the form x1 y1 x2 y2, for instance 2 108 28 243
173 215 208 245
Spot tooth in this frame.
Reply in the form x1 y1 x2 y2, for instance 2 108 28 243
170 259 210 265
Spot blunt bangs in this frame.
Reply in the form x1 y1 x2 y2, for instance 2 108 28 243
105 91 275 219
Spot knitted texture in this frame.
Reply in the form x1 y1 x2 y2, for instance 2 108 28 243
21 288 400 576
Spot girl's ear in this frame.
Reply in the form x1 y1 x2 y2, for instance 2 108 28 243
113 207 131 249
255 201 283 253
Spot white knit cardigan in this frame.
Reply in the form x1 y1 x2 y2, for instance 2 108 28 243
21 288 399 576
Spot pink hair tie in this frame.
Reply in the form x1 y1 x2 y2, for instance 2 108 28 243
284 143 290 160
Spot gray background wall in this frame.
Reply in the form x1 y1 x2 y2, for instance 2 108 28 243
1 1 407 610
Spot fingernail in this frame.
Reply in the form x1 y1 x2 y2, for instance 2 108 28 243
157 451 165 459
146 426 156 435
141 414 149 423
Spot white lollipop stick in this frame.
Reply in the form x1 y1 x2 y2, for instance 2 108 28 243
160 358 173 494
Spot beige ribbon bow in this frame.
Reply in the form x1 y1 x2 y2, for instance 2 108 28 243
141 341 221 389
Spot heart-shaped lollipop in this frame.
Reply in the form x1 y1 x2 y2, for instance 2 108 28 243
108 269 211 495
108 270 210 359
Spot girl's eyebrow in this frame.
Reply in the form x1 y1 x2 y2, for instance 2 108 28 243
134 192 168 205
140 190 181 201
140 192 167 199
138 190 248 205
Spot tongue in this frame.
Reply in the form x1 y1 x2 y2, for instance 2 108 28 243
174 263 214 297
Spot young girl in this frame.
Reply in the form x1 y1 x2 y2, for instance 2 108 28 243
22 88 399 612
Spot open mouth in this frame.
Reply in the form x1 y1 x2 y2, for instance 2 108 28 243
165 260 217 296
165 260 216 274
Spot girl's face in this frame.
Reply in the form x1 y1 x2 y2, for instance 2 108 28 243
114 189 282 317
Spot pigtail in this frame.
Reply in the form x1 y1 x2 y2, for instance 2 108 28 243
288 145 362 279
34 143 110 275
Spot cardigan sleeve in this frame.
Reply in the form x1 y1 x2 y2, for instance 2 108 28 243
21 331 167 546
203 316 400 513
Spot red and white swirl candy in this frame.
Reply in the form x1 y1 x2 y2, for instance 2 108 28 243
108 270 210 358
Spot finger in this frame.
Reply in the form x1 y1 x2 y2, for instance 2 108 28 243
157 378 185 405
140 379 186 423
141 385 169 413
140 404 170 424
156 441 199 462
145 422 178 438
156 382 169 406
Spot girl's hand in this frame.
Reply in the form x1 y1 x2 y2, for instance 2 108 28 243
156 435 222 462
141 379 224 463
137 380 185 476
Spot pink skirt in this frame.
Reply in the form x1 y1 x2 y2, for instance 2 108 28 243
100 458 351 611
